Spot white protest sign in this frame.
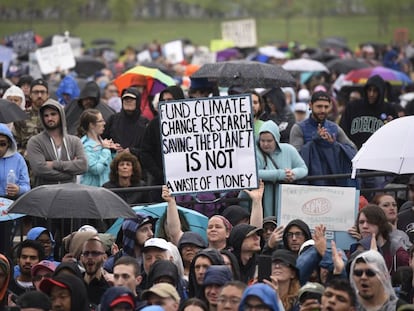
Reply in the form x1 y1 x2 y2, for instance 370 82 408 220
52 35 83 57
277 184 358 249
0 45 14 78
160 94 258 195
163 40 184 64
221 19 257 48
137 50 152 63
191 51 217 66
35 43 76 75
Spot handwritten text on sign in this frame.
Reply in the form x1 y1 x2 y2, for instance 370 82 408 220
160 95 258 194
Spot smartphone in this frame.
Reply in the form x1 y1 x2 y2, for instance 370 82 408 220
257 255 272 282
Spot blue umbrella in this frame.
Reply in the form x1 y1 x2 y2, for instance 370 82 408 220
0 197 25 222
106 202 208 241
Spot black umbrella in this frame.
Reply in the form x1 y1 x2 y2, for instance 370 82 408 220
191 60 296 88
7 183 136 219
91 38 116 46
74 56 106 78
0 99 28 123
326 58 372 74
318 37 348 50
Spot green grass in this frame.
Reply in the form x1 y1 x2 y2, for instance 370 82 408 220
1 15 413 52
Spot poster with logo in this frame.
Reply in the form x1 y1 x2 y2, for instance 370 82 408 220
160 94 258 195
277 184 358 250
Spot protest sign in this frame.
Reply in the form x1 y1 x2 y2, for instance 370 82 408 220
0 46 14 78
51 35 83 57
163 40 184 64
4 30 37 56
35 43 76 75
160 94 258 195
221 19 257 48
277 184 358 250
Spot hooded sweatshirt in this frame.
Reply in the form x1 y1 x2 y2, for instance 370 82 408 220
256 121 308 216
56 75 80 106
65 81 115 135
188 248 224 298
282 219 312 252
100 286 136 311
0 123 30 197
238 283 282 311
2 85 26 110
102 87 149 160
26 99 88 186
339 75 397 149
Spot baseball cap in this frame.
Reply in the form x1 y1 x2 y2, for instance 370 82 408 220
298 89 310 101
221 205 250 226
143 238 170 252
141 283 180 303
30 78 48 91
228 223 263 249
122 92 137 99
17 291 52 311
298 282 325 303
263 216 277 227
39 277 69 294
31 260 57 276
110 293 135 308
311 91 331 104
294 102 308 113
178 231 207 250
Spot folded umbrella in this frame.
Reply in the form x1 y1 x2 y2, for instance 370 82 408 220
0 99 28 123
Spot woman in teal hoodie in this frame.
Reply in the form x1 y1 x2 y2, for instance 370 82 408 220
256 120 308 216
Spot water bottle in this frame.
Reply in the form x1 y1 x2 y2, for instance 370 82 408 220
7 169 16 185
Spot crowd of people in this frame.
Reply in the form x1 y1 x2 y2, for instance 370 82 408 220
0 37 414 311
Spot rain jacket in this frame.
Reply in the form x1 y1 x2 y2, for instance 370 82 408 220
26 99 88 186
80 135 111 186
102 87 148 160
255 121 308 216
238 283 282 311
0 123 30 197
349 250 402 311
65 81 115 135
56 75 80 106
339 75 397 149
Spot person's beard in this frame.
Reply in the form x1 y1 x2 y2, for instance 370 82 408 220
44 120 61 130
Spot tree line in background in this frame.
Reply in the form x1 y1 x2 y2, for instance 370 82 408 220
1 0 413 37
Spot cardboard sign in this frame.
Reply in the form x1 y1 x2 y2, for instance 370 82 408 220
51 35 83 57
4 30 37 56
35 43 76 75
160 94 258 194
277 184 358 250
221 19 257 48
163 40 184 64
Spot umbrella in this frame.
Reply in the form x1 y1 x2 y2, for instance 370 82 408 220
191 60 296 88
351 116 414 177
258 46 287 59
74 56 106 78
318 37 348 50
0 99 28 123
91 38 116 46
106 202 208 241
344 66 412 85
282 59 329 72
113 65 176 96
7 183 136 219
326 58 371 74
0 197 25 222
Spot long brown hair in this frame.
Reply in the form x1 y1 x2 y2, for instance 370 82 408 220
77 108 100 137
109 152 142 184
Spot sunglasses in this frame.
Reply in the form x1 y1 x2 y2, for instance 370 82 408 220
353 268 376 277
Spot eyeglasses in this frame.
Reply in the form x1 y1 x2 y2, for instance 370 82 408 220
0 142 8 147
217 296 241 305
286 232 304 239
353 268 377 277
243 303 270 311
81 251 105 257
32 273 53 282
31 90 47 95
